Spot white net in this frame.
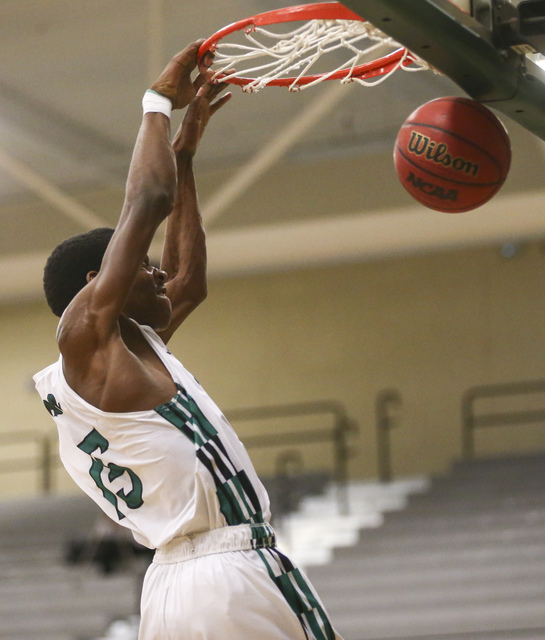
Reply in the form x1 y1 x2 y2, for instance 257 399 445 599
210 19 431 92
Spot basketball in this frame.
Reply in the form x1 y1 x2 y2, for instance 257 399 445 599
393 96 511 213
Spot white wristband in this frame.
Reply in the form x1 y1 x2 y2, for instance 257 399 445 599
142 89 172 118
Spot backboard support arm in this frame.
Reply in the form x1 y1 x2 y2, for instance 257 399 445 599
342 0 545 141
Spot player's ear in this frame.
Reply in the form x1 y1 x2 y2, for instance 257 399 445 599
86 270 98 283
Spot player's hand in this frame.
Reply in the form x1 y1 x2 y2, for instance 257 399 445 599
150 41 214 110
172 81 232 157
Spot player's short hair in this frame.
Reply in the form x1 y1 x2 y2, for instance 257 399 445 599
43 227 115 317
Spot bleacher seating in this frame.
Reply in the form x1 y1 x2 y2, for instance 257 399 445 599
0 495 138 640
1 451 544 640
306 452 545 640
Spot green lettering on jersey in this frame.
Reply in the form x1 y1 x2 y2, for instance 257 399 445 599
108 462 144 510
77 428 144 520
43 394 63 417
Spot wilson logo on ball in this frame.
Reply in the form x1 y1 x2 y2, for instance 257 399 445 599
407 132 480 177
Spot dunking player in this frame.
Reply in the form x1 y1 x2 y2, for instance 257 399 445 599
33 42 343 640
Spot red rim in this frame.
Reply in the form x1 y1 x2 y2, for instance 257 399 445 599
198 2 409 88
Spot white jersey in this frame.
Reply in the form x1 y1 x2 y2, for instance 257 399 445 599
33 323 271 550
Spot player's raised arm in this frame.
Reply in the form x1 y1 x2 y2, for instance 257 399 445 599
57 42 208 349
157 80 232 344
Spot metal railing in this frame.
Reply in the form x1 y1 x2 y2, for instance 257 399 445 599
375 389 402 482
0 430 58 493
226 400 356 515
461 379 545 458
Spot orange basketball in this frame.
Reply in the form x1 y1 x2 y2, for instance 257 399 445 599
393 97 511 213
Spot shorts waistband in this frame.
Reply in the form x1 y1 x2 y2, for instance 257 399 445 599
154 523 277 564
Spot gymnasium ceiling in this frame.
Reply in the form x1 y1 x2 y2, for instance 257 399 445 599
2 0 545 304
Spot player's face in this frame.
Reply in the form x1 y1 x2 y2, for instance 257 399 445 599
123 257 172 330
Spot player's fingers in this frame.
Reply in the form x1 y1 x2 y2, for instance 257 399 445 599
194 70 213 91
172 40 204 71
196 81 219 98
204 68 233 93
209 92 232 116
200 50 215 68
196 83 228 107
208 79 229 95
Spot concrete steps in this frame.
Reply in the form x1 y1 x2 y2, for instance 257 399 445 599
306 451 545 640
1 451 544 640
0 493 139 640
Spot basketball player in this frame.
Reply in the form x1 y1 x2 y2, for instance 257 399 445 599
33 42 342 640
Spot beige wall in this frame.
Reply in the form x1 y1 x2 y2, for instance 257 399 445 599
1 241 545 499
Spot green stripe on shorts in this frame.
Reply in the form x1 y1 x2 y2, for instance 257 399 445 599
256 548 335 640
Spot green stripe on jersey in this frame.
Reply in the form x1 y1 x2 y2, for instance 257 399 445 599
156 384 265 527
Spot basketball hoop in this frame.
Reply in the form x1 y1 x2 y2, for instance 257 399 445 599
198 2 431 92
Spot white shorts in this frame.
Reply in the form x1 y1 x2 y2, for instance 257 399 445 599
138 524 342 640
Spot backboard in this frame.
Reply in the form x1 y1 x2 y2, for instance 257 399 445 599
341 0 545 141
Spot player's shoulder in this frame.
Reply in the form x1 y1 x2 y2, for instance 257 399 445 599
57 309 119 389
58 283 120 351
